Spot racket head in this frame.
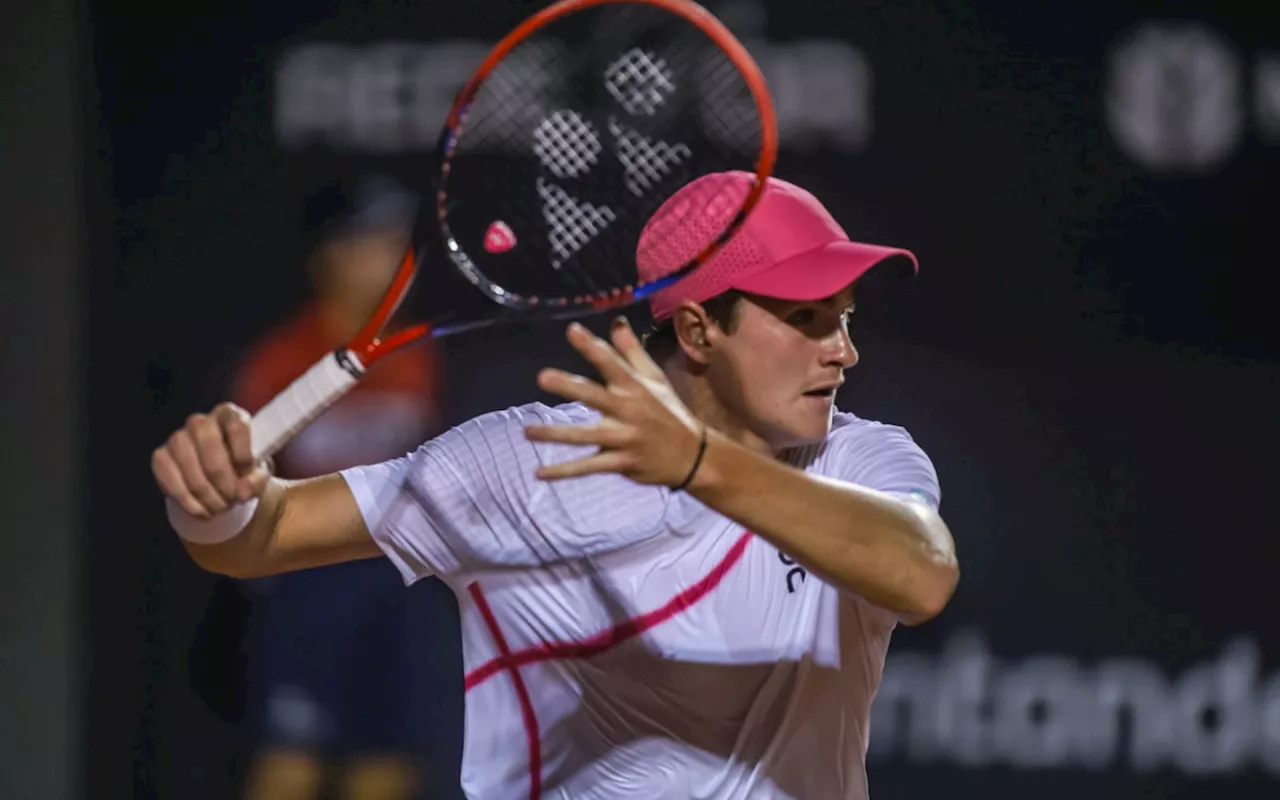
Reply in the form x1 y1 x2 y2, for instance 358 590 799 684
433 0 777 315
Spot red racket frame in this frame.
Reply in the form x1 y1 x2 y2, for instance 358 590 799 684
348 0 777 370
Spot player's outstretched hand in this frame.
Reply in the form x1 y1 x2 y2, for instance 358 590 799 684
526 317 705 487
151 402 271 518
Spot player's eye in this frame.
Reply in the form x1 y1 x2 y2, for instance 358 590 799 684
787 309 816 326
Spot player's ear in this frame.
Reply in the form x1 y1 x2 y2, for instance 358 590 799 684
672 301 714 365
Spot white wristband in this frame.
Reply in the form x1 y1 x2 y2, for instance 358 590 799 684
166 496 259 544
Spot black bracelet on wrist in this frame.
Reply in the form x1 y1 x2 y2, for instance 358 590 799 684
672 426 709 492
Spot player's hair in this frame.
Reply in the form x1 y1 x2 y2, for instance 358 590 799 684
642 289 747 362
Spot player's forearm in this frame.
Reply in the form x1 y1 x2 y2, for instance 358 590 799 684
178 474 378 579
178 478 290 578
687 432 958 624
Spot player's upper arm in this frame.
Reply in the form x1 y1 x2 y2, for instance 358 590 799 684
822 418 952 623
272 473 385 570
340 402 670 586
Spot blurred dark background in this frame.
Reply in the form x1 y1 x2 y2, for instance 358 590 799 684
3 0 1279 797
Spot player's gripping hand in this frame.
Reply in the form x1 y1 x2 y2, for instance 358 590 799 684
151 402 271 519
525 317 705 488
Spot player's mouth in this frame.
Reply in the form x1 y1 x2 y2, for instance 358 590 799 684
801 384 841 400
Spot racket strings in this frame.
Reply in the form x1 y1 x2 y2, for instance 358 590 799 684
438 1 766 309
627 41 760 286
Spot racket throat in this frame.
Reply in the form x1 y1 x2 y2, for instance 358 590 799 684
333 347 368 379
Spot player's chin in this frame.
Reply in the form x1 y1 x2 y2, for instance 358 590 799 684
777 404 835 444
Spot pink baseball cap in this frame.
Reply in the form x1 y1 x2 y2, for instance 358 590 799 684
637 171 919 322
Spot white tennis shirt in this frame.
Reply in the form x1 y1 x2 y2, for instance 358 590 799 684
341 402 941 800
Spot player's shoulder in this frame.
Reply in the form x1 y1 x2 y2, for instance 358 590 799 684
505 400 600 424
827 409 925 450
413 401 601 461
415 400 669 539
809 409 941 506
797 409 933 477
444 400 597 437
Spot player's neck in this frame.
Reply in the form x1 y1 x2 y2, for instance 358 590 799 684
666 366 775 458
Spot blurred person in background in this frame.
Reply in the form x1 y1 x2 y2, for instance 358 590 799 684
230 174 446 800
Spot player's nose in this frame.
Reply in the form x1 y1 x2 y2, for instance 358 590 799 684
821 326 858 369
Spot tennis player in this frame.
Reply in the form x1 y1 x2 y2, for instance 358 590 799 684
154 171 959 799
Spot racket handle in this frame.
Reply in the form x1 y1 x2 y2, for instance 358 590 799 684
249 349 364 462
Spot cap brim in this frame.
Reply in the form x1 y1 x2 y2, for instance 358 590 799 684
727 241 919 301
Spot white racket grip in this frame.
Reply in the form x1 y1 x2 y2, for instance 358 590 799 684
249 349 364 462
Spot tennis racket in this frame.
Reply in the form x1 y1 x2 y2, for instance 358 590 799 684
249 0 777 462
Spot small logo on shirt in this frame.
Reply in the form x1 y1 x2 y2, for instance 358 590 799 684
778 550 807 593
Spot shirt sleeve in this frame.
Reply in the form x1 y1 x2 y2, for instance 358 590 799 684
340 403 672 586
824 421 942 512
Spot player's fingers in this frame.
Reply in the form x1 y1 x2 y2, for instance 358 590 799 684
235 464 272 504
565 322 634 387
170 425 231 514
535 368 616 412
188 413 241 503
534 450 631 482
525 420 631 449
609 316 664 380
151 444 212 518
212 402 254 472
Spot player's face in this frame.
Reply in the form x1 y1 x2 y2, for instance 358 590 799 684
705 286 858 450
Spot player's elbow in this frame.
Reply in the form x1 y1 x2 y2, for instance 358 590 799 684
896 562 959 626
897 510 959 625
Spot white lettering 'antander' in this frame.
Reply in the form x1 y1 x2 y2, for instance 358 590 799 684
872 629 1280 776
340 402 940 799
